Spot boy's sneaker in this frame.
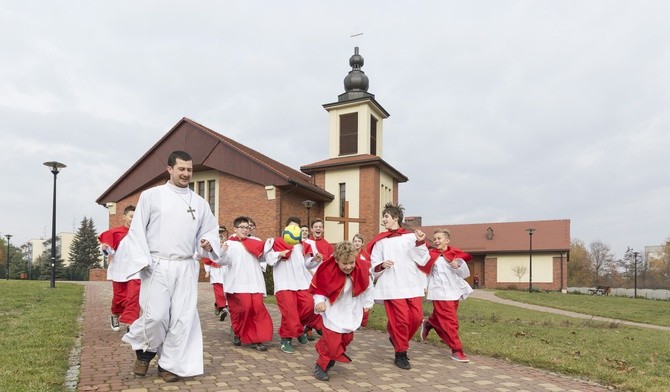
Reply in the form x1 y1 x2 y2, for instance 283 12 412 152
279 338 295 354
219 307 230 322
214 303 221 316
110 315 120 332
451 351 470 363
251 342 267 352
394 352 411 370
297 333 308 344
314 364 329 381
420 319 432 341
231 327 241 346
305 328 315 341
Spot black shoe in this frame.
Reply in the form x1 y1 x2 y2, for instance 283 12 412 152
314 364 329 381
231 327 241 346
326 360 336 371
251 342 267 351
219 307 229 322
394 352 411 370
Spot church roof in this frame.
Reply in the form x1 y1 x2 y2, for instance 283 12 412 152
413 219 570 254
96 117 333 205
300 154 409 182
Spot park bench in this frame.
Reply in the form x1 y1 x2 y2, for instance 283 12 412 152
588 286 610 295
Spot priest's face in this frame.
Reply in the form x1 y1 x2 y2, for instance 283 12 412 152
336 255 356 275
167 158 193 188
382 212 399 230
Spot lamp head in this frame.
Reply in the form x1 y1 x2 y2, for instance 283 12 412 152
5 234 11 241
526 228 536 235
43 161 67 174
302 200 316 209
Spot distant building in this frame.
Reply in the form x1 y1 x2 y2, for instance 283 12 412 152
23 232 75 266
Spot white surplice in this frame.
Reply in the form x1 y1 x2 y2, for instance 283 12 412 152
370 233 429 300
121 182 220 377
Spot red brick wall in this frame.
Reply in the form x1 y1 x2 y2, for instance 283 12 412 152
217 173 278 239
359 166 381 241
89 268 107 281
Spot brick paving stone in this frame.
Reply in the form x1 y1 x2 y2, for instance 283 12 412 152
77 282 613 392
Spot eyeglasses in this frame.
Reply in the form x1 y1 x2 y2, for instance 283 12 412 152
236 225 251 230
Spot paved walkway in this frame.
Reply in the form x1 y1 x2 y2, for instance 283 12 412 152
469 290 670 331
77 282 613 392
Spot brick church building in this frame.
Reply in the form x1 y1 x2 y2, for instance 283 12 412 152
96 47 570 291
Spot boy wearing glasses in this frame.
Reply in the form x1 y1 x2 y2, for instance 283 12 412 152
219 216 273 351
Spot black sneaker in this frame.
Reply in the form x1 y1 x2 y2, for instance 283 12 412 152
314 364 329 381
219 307 230 322
251 342 267 352
110 315 120 332
394 352 411 370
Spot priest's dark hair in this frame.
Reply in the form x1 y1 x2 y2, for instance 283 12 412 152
167 150 192 167
123 205 136 215
382 202 404 223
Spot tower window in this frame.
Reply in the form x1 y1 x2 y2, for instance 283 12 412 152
339 183 346 217
370 115 377 155
339 113 358 155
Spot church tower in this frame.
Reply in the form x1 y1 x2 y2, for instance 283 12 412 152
301 47 408 244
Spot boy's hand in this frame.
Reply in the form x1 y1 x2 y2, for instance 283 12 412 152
363 307 371 313
415 229 426 242
313 253 323 263
221 241 229 252
381 260 395 269
279 249 290 258
315 302 327 312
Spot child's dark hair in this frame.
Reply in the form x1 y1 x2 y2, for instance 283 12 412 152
382 202 404 223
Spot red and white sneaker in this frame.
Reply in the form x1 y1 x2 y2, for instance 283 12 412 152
420 319 431 341
450 351 470 363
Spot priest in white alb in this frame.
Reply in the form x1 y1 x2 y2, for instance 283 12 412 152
121 150 221 383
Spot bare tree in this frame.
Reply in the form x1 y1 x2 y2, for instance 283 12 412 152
589 240 615 285
512 265 527 282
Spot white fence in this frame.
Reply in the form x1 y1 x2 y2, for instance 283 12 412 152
568 287 670 300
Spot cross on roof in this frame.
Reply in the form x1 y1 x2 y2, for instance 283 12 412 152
325 201 366 241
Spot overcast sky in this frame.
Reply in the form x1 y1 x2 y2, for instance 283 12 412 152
2 1 669 259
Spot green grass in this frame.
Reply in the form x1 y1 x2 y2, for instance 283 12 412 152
495 290 670 327
362 296 670 392
0 281 84 392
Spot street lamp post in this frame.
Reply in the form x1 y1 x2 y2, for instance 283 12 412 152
44 161 66 289
4 234 11 280
526 228 536 293
633 251 639 298
302 200 315 227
